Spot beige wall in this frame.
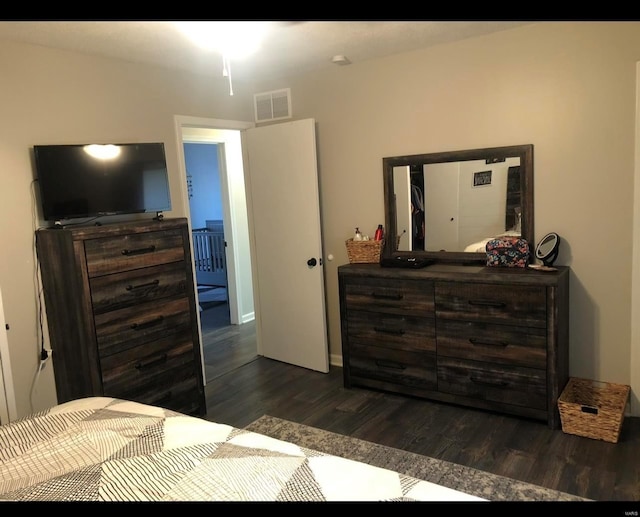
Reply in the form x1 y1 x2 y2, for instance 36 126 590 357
1 21 639 419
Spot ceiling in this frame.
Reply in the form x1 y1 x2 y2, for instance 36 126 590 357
0 20 534 82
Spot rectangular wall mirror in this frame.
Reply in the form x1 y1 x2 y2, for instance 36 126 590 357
382 144 534 264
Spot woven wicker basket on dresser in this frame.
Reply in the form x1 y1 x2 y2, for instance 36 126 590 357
345 239 383 264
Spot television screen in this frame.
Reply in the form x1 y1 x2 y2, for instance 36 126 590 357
34 142 172 222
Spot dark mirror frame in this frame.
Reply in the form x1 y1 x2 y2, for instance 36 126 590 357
382 144 534 264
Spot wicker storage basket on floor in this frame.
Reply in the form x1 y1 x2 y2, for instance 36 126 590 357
557 377 630 443
345 239 383 264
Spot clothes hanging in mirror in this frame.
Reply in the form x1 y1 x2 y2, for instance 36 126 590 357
411 181 425 250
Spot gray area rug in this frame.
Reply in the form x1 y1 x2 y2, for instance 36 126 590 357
245 415 589 502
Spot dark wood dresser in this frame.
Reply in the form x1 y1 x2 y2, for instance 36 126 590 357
36 217 205 416
338 263 570 429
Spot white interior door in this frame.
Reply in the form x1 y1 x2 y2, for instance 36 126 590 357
0 286 17 424
245 118 329 373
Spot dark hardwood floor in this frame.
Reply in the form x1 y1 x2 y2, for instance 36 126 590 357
204 355 640 502
199 299 257 382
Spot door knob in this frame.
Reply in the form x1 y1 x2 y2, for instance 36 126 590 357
307 257 317 267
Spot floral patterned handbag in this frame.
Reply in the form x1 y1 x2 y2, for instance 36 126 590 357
485 237 530 267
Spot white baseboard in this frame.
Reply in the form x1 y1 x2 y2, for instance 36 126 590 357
329 353 343 368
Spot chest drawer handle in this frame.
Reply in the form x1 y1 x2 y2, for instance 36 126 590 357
469 338 509 348
121 245 156 256
371 292 403 300
374 326 405 335
135 353 168 370
126 279 160 291
468 300 506 308
375 359 406 370
130 315 164 330
469 375 508 387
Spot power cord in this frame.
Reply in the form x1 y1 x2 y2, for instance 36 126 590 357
30 349 51 414
35 242 51 365
29 310 52 413
31 180 53 412
30 275 52 413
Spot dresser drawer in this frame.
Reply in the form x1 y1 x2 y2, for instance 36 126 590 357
94 297 192 356
350 343 437 390
346 309 435 352
134 377 203 415
90 262 188 314
84 228 186 277
100 333 197 398
104 364 200 415
344 277 434 316
437 356 547 410
435 282 546 328
436 319 546 369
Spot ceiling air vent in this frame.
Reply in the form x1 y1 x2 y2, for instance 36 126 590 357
254 88 292 123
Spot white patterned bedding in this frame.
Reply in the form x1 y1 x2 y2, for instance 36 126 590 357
0 397 485 502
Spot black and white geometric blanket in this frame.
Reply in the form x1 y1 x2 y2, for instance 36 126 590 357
0 397 485 502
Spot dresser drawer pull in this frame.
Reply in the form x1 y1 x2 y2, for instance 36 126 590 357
469 338 509 348
468 300 506 308
374 326 405 336
375 359 406 370
121 245 156 256
126 279 160 291
135 353 168 370
130 315 164 330
371 292 403 300
469 375 508 387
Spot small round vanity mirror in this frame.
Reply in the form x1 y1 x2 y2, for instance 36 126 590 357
535 232 560 266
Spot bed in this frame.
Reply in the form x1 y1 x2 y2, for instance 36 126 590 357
0 397 486 502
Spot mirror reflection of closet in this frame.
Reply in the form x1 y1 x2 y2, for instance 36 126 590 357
394 165 426 251
383 144 533 264
395 158 522 252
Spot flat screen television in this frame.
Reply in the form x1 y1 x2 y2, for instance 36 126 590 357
33 142 172 222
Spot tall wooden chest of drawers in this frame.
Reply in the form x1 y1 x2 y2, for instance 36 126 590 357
338 263 570 429
36 217 205 416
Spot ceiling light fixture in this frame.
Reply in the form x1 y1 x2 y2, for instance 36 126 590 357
174 21 270 96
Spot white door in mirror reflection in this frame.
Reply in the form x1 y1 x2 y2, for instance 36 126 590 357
424 162 459 251
394 163 460 252
395 157 522 253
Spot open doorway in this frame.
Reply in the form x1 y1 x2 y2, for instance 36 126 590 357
176 117 257 382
